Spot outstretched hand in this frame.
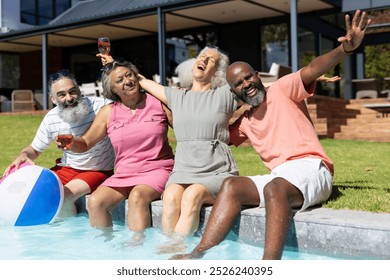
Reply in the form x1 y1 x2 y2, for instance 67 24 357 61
317 75 341 83
338 10 371 53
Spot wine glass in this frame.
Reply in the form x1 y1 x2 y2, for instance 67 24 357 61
98 37 111 55
57 126 73 149
98 37 111 71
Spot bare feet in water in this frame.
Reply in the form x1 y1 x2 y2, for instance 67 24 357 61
94 227 115 242
124 231 145 247
156 238 187 255
169 244 208 260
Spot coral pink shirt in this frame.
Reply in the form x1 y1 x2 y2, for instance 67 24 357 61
229 70 334 175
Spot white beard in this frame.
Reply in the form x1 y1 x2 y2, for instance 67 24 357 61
58 98 89 124
244 91 265 107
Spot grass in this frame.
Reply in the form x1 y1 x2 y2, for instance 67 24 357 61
0 115 62 171
233 139 390 213
1 115 389 213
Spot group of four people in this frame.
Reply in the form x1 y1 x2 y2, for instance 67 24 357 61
3 10 370 260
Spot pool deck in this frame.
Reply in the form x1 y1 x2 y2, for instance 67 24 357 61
78 198 390 259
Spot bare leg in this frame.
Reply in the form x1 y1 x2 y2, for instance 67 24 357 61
127 184 161 232
171 176 260 259
87 186 128 228
162 184 185 234
174 184 215 236
262 178 304 260
60 179 91 217
158 184 214 255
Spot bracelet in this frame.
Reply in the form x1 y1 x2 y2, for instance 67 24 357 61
340 44 354 54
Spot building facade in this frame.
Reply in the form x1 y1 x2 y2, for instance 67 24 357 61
0 0 389 108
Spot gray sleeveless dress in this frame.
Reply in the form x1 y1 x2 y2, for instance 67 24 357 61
164 84 239 197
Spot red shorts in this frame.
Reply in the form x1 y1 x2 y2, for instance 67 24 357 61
51 163 114 193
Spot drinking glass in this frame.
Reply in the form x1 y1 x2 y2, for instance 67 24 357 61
97 37 111 55
57 127 73 149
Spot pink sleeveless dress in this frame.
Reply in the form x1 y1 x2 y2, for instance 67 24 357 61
102 94 174 193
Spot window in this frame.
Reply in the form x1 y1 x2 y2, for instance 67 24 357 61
260 23 289 71
21 0 71 25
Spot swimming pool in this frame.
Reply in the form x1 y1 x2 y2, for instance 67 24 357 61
0 214 341 260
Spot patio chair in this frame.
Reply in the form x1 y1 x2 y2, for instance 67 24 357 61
96 81 103 96
0 95 11 112
169 76 180 87
258 62 292 83
11 90 35 112
381 77 390 100
352 78 380 99
33 90 54 110
80 82 97 97
152 74 161 84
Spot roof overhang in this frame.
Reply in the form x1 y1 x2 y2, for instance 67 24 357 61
0 0 340 53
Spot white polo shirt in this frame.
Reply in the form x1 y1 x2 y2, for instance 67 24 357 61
31 96 114 171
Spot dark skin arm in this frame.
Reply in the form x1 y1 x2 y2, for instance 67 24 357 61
300 10 370 89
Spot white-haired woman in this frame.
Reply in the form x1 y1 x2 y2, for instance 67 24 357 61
137 46 239 241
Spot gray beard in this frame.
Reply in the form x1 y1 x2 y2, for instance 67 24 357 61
241 90 265 107
58 98 89 123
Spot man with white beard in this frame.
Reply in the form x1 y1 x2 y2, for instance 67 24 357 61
3 70 115 217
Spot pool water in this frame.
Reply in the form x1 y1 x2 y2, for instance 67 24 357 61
0 214 340 260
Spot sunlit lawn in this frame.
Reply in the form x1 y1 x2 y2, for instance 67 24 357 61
1 115 389 212
231 139 390 213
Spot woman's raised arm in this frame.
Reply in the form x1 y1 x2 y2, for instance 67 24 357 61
138 74 168 105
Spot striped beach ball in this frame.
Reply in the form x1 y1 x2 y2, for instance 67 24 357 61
0 164 63 226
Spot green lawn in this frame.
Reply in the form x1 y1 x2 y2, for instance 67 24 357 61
1 115 389 212
231 139 390 213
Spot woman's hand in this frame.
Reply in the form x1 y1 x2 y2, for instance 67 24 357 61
96 53 114 66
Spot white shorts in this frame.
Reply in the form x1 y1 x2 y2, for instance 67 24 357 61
247 158 333 211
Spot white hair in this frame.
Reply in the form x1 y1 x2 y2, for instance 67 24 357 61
201 46 229 89
174 46 229 90
175 58 195 89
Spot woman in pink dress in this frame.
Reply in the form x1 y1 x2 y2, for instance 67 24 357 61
60 60 174 233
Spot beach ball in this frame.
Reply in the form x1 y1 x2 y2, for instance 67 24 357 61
0 164 64 226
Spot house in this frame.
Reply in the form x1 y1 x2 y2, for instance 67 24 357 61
0 0 389 109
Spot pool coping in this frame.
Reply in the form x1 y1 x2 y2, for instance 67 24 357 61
78 198 390 259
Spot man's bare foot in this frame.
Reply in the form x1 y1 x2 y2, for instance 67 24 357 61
169 250 204 260
156 239 187 255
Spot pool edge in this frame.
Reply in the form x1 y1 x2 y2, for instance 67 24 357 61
77 197 390 259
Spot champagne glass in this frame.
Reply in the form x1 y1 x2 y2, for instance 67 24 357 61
98 37 111 55
57 126 73 149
